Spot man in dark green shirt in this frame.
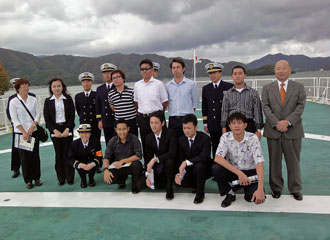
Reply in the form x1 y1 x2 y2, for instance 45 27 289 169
103 120 143 193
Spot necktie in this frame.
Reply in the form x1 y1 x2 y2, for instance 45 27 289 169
280 83 286 106
189 139 194 148
107 84 110 91
214 84 218 89
157 137 160 149
86 93 89 97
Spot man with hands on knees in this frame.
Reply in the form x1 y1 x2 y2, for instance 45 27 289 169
67 124 102 188
103 120 144 194
212 112 265 207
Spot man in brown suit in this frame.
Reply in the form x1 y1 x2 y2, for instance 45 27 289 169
262 60 306 201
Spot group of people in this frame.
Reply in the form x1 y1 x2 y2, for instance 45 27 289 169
6 57 306 207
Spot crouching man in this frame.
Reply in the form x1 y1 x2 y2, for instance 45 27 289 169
67 124 102 188
213 112 266 207
103 120 143 194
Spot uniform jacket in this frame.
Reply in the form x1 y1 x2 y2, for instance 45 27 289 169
75 91 98 126
95 83 115 128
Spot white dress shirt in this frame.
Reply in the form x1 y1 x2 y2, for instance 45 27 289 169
134 77 168 114
50 94 67 123
277 79 288 92
9 94 41 133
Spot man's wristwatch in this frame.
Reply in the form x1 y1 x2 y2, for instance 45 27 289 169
103 167 109 172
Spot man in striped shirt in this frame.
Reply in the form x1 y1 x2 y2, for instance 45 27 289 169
108 70 138 136
221 66 263 139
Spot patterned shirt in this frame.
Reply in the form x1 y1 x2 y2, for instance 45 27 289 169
216 131 264 170
221 84 263 129
108 86 136 120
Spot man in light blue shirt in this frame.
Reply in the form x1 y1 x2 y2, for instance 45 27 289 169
166 57 199 137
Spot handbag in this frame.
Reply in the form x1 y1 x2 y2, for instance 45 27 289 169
17 97 49 142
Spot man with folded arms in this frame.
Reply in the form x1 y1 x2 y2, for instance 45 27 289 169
213 112 265 207
103 120 143 194
67 124 102 188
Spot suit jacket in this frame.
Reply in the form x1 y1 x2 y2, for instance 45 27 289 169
202 80 233 132
95 83 115 128
144 128 177 166
67 137 102 169
75 90 98 126
43 95 75 132
178 131 212 165
262 80 306 139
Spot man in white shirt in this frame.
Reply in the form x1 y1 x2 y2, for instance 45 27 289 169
134 59 168 155
213 112 266 207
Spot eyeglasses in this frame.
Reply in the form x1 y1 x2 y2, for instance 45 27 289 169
112 76 122 80
140 67 152 71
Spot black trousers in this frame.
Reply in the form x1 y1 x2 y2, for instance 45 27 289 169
212 164 258 202
77 166 96 183
178 163 212 195
126 118 138 137
209 131 222 160
11 131 21 171
51 124 75 183
138 158 176 193
136 114 152 155
103 126 115 145
108 161 143 190
18 132 41 184
168 116 184 138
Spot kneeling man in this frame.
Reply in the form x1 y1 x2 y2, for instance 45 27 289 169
103 120 143 194
142 111 177 200
213 112 265 207
175 114 212 204
68 124 102 188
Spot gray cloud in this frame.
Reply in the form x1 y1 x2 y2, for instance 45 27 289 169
0 0 329 63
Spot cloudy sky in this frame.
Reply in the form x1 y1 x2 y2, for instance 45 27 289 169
0 0 329 63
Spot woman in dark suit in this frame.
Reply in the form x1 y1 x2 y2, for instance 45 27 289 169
44 78 75 186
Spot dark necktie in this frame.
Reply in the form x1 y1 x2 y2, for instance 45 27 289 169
107 84 110 91
189 139 194 148
157 137 160 149
85 93 89 97
214 84 218 89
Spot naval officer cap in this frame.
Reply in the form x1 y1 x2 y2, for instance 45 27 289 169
10 78 20 85
77 124 92 133
78 72 95 82
153 62 160 71
100 63 117 72
205 62 224 73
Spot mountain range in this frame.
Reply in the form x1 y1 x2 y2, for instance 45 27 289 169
0 48 329 86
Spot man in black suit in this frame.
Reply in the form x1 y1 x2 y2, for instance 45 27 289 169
67 124 102 188
96 63 117 145
6 78 36 178
175 114 212 204
202 63 234 159
141 110 177 200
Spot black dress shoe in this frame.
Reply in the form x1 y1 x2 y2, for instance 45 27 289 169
132 188 140 194
67 180 74 185
89 179 96 187
293 192 303 201
118 183 126 189
80 182 87 188
58 181 65 186
35 180 42 186
166 191 174 200
26 182 33 189
193 193 205 204
272 191 281 199
12 171 20 178
221 194 236 208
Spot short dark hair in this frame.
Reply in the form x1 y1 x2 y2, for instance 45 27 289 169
115 119 129 128
149 110 165 123
232 65 246 74
228 112 247 123
48 78 69 97
139 59 153 68
14 78 30 93
111 69 126 81
170 57 185 69
182 114 198 126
